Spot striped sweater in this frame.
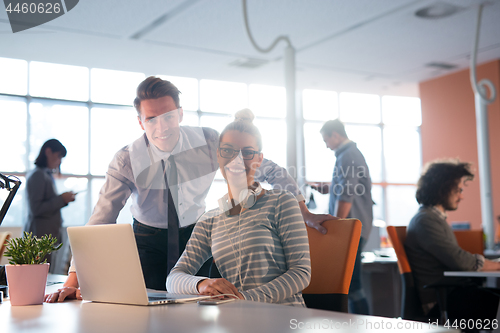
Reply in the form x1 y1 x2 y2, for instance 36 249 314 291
166 190 311 306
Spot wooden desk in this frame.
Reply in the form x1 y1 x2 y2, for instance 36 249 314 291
0 275 455 333
444 270 500 332
444 271 500 278
444 270 500 288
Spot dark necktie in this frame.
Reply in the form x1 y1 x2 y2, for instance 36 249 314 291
162 156 180 273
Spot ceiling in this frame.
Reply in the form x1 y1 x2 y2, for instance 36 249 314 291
1 0 499 97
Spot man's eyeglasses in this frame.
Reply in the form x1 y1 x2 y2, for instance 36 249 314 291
219 147 260 160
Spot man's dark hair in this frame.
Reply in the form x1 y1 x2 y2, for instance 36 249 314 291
133 76 181 115
416 160 474 207
34 139 67 168
320 119 348 138
220 121 263 151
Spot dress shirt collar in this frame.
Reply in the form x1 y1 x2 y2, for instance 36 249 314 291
429 205 447 220
129 127 212 190
146 129 186 160
147 126 208 160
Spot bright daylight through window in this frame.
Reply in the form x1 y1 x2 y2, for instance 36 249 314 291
0 56 422 229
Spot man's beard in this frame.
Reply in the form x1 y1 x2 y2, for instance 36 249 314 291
442 200 458 211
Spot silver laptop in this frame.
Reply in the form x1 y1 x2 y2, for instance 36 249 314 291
67 224 211 306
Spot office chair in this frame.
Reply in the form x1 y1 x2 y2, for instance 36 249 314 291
453 230 484 255
302 219 361 312
386 226 426 321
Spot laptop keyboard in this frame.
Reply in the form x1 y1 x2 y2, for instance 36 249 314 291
148 295 171 301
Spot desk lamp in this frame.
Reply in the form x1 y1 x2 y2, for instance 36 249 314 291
0 173 21 226
0 173 21 300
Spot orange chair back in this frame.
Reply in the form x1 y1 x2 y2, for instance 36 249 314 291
453 230 484 255
302 219 361 295
387 226 411 274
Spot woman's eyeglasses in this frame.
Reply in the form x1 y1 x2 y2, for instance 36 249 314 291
218 147 260 160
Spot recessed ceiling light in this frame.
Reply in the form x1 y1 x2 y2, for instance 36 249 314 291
229 58 268 69
426 62 458 70
415 1 463 19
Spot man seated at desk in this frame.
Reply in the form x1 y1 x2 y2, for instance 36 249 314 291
405 159 500 322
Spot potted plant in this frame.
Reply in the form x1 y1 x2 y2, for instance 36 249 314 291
3 232 62 306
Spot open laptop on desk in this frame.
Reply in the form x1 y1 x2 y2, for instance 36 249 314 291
67 224 211 306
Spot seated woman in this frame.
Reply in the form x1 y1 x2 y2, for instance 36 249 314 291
167 120 311 306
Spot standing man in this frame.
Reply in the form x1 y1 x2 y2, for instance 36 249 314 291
314 119 372 315
46 76 332 302
405 160 500 321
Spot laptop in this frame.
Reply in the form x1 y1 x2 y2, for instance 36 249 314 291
67 224 211 306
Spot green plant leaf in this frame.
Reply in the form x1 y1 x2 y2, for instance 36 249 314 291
4 232 62 265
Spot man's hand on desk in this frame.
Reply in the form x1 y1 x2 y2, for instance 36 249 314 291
480 259 500 271
44 287 82 303
197 278 244 300
44 272 81 303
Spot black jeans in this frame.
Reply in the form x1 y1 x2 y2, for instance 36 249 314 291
133 219 210 291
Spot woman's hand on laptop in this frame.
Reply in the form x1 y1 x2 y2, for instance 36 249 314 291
44 287 83 303
197 278 243 299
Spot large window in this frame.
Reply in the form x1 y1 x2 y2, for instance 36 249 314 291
29 100 89 175
90 106 142 175
0 56 421 233
0 63 150 227
0 57 28 95
90 68 145 105
0 96 27 173
0 58 288 227
303 91 422 227
200 79 247 114
29 62 89 101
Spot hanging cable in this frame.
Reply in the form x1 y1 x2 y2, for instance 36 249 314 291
242 0 300 180
469 2 497 250
470 3 496 103
242 0 292 52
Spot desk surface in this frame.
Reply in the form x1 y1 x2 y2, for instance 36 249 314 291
0 275 455 333
444 271 500 278
361 251 398 264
